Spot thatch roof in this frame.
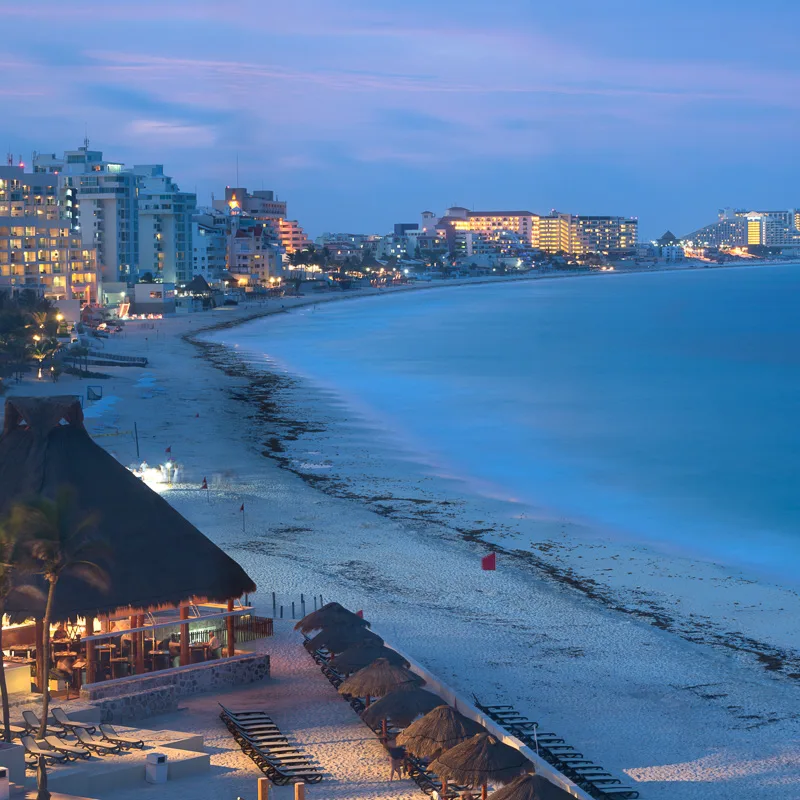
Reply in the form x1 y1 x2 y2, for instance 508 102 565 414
489 774 575 800
338 657 423 698
304 623 382 654
294 602 370 634
361 688 443 728
429 733 531 787
0 396 256 619
398 705 485 759
329 643 409 674
186 275 212 294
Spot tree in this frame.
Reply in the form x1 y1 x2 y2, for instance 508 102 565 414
0 518 42 742
10 489 108 736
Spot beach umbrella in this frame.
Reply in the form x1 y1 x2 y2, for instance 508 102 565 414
329 643 409 674
399 705 485 758
339 658 424 699
489 774 576 800
304 623 383 655
362 688 443 729
399 705 486 798
429 733 532 800
295 602 370 634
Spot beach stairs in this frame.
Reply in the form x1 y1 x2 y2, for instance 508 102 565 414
473 697 639 799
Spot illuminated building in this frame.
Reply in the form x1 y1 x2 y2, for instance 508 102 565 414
684 208 800 249
0 164 98 302
213 187 310 254
34 145 140 284
192 209 228 283
536 212 573 253
573 215 639 255
132 165 196 284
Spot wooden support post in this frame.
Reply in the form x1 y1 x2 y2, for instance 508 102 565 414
481 783 488 800
180 605 190 666
129 615 137 674
294 783 305 800
257 777 269 800
85 616 96 684
34 618 44 691
226 599 235 657
136 614 145 675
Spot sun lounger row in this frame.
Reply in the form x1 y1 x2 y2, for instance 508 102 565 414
473 697 640 800
302 640 372 717
219 705 324 785
16 709 144 770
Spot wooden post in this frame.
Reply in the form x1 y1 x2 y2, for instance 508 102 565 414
180 605 190 666
34 619 44 691
381 718 388 743
481 783 488 800
226 599 235 657
85 616 96 684
257 777 269 800
129 615 137 674
294 783 305 800
136 614 145 675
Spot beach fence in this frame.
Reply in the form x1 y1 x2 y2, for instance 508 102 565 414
249 777 306 799
270 592 325 621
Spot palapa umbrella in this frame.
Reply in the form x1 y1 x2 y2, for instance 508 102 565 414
339 657 424 739
304 622 383 655
362 687 443 729
489 774 576 800
338 658 423 700
429 733 532 800
329 643 409 674
398 705 486 797
295 601 370 634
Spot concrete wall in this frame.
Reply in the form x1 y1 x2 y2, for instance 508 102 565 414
80 652 270 722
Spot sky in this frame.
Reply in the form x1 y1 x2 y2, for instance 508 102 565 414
4 0 800 239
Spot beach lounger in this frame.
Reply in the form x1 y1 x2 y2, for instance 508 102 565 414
75 727 122 754
52 707 97 734
99 724 144 749
7 723 26 739
22 710 46 733
21 736 71 768
44 735 91 760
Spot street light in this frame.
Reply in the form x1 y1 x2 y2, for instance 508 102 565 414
56 313 64 322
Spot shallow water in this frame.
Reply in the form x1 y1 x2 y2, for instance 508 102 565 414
214 266 800 582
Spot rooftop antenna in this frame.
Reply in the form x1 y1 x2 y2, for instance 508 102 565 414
6 151 11 167
84 124 89 150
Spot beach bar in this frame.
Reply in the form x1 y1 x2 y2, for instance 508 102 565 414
0 396 259 697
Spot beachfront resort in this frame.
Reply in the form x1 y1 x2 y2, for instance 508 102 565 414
0 386 641 800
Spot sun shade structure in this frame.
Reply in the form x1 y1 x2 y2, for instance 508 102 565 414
329 643 409 674
429 733 532 800
295 601 370 634
398 705 485 759
0 396 256 619
338 657 424 698
304 623 383 654
361 688 443 728
489 774 576 800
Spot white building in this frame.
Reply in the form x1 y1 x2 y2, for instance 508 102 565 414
132 165 196 284
192 209 228 283
34 146 139 284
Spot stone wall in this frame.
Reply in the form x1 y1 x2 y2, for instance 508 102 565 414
80 652 270 721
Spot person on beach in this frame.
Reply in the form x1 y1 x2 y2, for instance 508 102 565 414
387 741 405 780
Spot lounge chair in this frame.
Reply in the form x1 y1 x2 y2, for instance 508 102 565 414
44 735 91 760
99 724 144 750
22 710 44 733
52 707 97 734
7 723 26 739
21 736 71 769
75 727 122 754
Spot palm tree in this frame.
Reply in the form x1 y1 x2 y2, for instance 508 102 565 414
0 518 42 742
9 488 109 736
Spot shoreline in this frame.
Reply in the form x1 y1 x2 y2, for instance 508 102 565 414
195 291 800 682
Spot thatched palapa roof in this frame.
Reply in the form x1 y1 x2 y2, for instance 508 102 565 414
329 643 409 674
295 601 370 634
0 396 256 619
489 774 576 800
361 688 443 728
338 657 423 698
304 623 383 654
398 705 485 759
429 733 531 787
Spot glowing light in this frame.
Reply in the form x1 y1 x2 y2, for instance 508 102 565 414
128 461 178 493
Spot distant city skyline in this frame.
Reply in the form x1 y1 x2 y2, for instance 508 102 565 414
5 0 800 240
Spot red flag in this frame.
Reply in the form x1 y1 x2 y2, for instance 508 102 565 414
201 478 208 490
165 446 172 454
240 503 245 512
356 610 364 618
481 552 496 571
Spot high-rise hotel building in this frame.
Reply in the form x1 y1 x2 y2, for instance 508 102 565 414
0 164 98 302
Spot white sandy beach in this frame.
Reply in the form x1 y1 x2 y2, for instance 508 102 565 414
5 276 800 799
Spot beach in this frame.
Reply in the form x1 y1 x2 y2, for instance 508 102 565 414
6 274 800 798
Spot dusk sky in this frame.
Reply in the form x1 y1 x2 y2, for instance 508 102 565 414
4 0 800 239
